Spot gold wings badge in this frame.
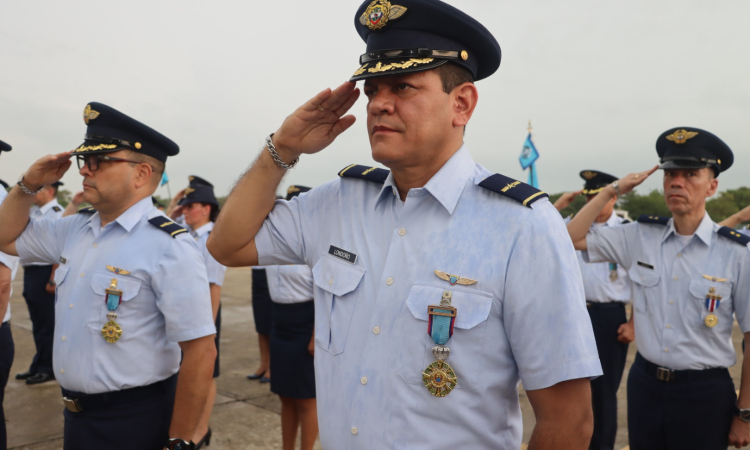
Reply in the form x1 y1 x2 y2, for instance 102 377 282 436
106 265 131 276
434 270 477 286
666 129 698 144
702 274 727 283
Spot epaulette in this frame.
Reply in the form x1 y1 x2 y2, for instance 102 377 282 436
478 174 548 208
621 219 631 224
637 215 670 225
148 216 188 238
338 164 389 183
717 226 750 246
0 179 8 189
52 206 62 212
77 206 96 214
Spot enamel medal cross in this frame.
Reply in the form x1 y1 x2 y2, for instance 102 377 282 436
423 290 458 397
101 278 123 343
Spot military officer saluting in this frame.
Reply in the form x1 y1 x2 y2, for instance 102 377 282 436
16 180 65 385
567 128 750 449
0 103 216 450
555 170 633 450
209 1 602 449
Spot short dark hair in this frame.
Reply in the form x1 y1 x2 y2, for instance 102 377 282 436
433 62 474 94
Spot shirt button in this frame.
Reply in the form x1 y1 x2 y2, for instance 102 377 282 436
60 369 65 374
61 336 66 341
93 243 98 248
386 277 393 286
664 348 669 353
373 326 380 335
329 278 334 285
673 276 678 281
360 376 368 385
666 325 672 329
398 228 406 236
69 304 74 309
80 273 85 277
669 300 675 305
351 427 358 436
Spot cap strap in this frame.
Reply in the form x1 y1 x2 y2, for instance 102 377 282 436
360 48 462 64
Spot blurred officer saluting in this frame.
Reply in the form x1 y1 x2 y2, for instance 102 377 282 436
16 180 64 385
209 1 602 449
0 103 216 450
567 128 750 450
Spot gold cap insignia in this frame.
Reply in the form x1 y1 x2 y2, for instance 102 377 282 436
189 176 195 181
359 0 408 30
83 104 100 125
582 171 597 180
106 265 131 276
666 129 698 144
184 187 195 195
287 186 300 195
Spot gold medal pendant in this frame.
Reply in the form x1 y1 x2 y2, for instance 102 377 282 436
704 314 718 328
102 312 122 343
422 346 457 397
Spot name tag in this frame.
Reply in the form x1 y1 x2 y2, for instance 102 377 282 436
637 261 654 270
328 245 357 264
59 257 68 265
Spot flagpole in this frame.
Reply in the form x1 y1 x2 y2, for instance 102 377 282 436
165 181 172 201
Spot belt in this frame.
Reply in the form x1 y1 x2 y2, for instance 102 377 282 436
61 373 177 413
586 301 626 310
635 353 729 383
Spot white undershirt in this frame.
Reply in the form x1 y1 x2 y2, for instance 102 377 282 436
675 233 694 248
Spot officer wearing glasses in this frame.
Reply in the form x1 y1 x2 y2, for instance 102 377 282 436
0 103 216 450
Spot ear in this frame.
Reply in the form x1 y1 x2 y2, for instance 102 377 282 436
133 162 154 189
451 82 478 128
706 172 719 198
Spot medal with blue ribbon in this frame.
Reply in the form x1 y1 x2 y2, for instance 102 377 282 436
101 278 123 343
704 287 722 328
422 290 458 397
609 263 618 281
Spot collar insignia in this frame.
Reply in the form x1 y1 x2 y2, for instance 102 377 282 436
83 104 100 125
582 171 597 180
434 270 478 286
106 265 131 276
702 274 727 283
359 0 408 30
666 129 698 144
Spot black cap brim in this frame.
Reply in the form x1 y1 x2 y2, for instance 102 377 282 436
659 159 712 171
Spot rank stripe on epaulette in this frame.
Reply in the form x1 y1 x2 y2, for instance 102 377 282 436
637 215 670 225
338 164 357 176
148 216 188 238
77 206 96 214
478 174 548 208
717 226 750 246
338 164 390 183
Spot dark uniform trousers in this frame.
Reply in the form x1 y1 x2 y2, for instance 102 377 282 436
0 322 15 450
627 353 736 450
22 265 55 375
587 302 628 450
62 373 177 450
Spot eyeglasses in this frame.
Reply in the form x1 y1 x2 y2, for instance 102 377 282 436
76 154 150 172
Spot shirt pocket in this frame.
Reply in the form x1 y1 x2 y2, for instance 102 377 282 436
395 283 493 389
53 265 71 290
627 265 661 314
688 279 732 331
311 255 366 355
87 272 143 332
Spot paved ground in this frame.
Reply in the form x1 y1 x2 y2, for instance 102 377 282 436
4 267 745 449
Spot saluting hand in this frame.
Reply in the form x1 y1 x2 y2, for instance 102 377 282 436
615 165 659 196
272 82 361 162
552 190 583 212
22 151 73 190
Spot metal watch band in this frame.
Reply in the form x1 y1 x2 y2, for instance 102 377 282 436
16 177 45 195
612 180 620 197
265 133 299 170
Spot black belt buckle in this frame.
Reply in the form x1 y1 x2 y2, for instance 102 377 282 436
63 397 83 412
656 367 675 382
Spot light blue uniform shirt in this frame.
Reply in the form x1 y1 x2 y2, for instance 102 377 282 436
575 212 632 303
585 212 750 370
16 196 216 393
190 221 226 287
256 145 602 449
26 198 64 266
0 189 19 323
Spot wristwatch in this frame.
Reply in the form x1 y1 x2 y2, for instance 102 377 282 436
735 405 750 423
47 280 56 287
165 438 195 450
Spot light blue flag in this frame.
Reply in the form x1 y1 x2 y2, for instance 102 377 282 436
160 172 169 186
519 133 539 170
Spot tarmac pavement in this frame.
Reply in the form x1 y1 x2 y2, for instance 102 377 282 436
4 267 745 449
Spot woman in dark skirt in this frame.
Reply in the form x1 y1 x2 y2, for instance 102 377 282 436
266 264 317 450
248 266 272 382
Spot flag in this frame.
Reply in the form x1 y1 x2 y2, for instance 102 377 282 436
160 172 169 186
519 133 539 170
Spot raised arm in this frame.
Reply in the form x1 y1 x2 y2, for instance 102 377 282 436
207 82 360 267
567 166 658 251
719 204 750 229
0 151 72 255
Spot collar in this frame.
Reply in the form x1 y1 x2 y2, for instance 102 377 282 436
605 211 622 227
375 144 475 214
662 211 714 246
191 221 214 238
39 199 61 214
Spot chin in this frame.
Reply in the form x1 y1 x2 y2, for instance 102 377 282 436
370 144 404 166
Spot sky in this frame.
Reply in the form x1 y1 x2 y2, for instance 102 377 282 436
1 0 748 200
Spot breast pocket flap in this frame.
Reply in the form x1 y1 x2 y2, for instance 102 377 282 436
89 273 142 302
688 279 732 299
628 265 661 287
406 285 493 330
312 256 366 297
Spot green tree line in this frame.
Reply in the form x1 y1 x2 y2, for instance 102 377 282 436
550 187 750 226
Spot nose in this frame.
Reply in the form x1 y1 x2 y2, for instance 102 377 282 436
367 89 395 116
